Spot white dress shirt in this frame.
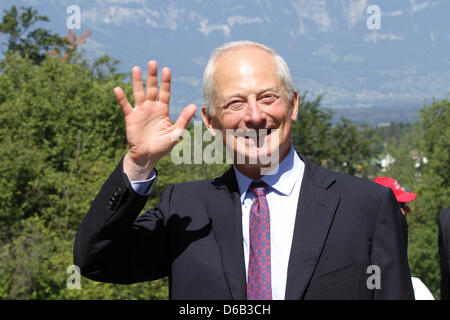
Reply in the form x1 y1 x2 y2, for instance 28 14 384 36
233 146 304 300
128 146 304 300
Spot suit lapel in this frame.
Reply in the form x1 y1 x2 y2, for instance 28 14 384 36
207 167 247 300
285 155 340 299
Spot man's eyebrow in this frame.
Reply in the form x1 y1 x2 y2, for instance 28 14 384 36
222 87 280 101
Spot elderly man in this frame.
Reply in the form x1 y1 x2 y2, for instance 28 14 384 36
74 41 414 300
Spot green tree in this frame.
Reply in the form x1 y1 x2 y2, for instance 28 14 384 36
327 119 378 177
379 99 449 299
292 94 334 165
0 53 127 238
0 51 175 299
407 99 450 298
292 93 379 177
0 6 68 65
374 122 414 149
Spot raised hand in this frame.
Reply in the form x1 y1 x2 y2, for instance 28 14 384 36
115 60 197 180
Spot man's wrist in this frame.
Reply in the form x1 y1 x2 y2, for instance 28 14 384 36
123 152 158 181
128 169 157 196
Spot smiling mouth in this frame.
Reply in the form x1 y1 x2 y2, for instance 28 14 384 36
235 129 273 139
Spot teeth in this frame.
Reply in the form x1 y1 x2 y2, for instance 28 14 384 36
235 129 272 138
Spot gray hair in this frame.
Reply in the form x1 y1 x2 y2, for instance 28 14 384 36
202 40 295 116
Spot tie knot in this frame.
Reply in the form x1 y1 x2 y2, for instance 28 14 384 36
250 180 267 197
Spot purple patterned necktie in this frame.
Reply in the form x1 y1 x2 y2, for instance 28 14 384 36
247 180 272 300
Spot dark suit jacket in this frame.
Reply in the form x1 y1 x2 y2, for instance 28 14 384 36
438 207 450 300
74 154 414 299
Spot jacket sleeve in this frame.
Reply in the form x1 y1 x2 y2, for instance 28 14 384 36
73 158 173 284
372 188 415 299
438 208 450 300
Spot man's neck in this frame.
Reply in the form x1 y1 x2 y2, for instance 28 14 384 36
233 144 292 180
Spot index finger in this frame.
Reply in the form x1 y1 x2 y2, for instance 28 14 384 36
114 87 133 117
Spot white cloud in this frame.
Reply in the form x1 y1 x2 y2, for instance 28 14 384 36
430 32 436 42
145 18 158 28
342 0 368 29
226 16 263 28
290 0 332 34
343 54 365 63
312 43 333 55
364 32 403 43
83 0 182 30
412 2 429 12
189 12 263 38
85 3 262 37
384 10 404 16
190 12 230 37
104 6 147 25
410 0 440 12
84 38 112 58
98 0 142 4
159 3 185 30
174 76 200 88
312 43 339 62
200 21 231 37
83 4 156 26
193 56 208 66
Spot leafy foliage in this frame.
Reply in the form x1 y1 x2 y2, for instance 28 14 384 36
381 99 450 298
292 93 379 178
0 6 69 65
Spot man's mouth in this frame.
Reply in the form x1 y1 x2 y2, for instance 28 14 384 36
235 128 273 139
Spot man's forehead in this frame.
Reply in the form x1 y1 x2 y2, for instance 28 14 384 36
213 48 278 86
215 46 275 67
214 75 281 102
237 60 256 77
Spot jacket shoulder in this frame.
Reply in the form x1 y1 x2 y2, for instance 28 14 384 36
305 158 389 198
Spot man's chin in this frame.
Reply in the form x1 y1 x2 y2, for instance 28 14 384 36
232 147 280 167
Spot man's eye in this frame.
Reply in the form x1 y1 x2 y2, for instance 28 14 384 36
226 101 244 110
259 94 278 104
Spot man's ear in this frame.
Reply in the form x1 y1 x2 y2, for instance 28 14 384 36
201 105 217 136
290 90 299 121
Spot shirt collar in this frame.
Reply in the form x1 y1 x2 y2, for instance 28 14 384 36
233 146 304 204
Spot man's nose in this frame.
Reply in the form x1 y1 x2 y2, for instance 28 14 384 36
243 97 266 126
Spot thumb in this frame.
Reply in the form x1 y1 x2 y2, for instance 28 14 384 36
170 104 197 142
174 104 197 131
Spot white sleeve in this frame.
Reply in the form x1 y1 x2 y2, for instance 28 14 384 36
411 277 435 300
126 169 157 196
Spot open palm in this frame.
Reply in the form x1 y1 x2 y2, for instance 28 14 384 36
115 61 197 176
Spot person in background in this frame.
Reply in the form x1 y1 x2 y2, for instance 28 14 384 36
374 177 435 300
438 207 450 300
